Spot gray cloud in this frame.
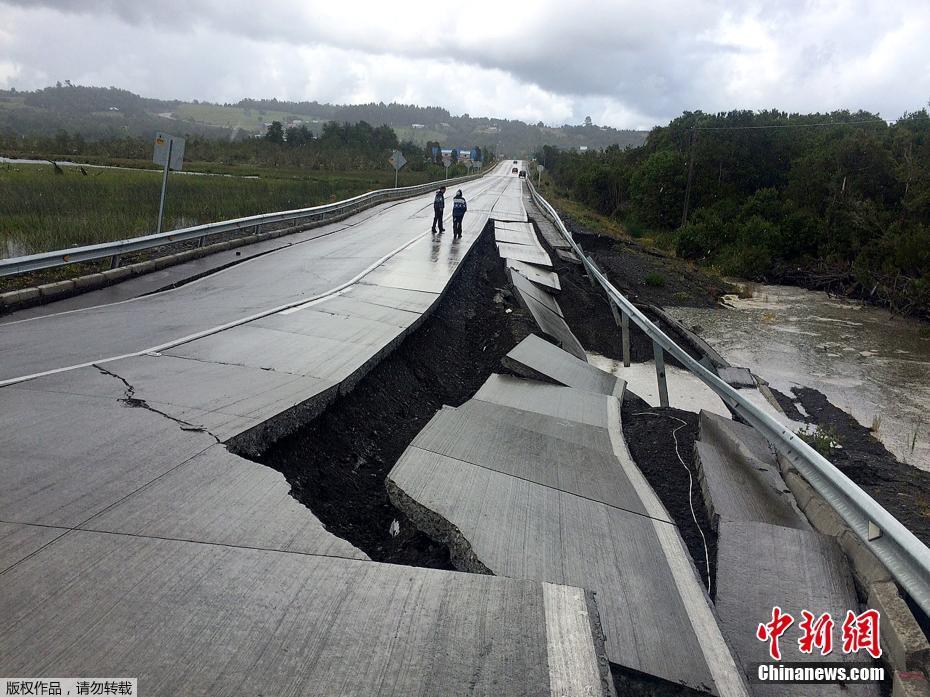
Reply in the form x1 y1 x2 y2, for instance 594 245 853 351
1 0 928 129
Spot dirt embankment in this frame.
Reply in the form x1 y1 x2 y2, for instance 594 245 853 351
772 386 930 546
257 226 539 567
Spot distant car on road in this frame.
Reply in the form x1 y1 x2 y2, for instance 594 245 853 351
518 170 526 178
511 167 518 174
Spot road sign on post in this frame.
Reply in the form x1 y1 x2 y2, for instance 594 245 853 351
442 153 452 180
388 150 407 188
153 132 185 235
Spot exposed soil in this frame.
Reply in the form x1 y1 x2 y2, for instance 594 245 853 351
767 385 811 423
257 225 539 567
531 216 707 367
620 391 718 598
611 663 712 697
787 386 930 547
555 209 732 309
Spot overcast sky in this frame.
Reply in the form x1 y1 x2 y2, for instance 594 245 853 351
1 0 928 130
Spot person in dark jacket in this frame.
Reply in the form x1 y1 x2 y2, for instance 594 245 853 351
451 190 467 238
431 186 446 234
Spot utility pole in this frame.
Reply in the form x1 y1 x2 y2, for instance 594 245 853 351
680 127 696 228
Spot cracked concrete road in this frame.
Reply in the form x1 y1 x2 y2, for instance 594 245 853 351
0 169 514 385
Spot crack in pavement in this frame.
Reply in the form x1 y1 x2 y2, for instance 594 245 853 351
93 364 222 444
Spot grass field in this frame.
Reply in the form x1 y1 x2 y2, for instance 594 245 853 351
0 161 448 258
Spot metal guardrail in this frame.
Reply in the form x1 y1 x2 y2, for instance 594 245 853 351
0 168 493 277
528 179 930 616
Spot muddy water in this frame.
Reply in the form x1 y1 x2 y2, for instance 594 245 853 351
667 284 930 471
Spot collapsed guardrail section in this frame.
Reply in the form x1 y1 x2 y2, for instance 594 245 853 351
527 178 930 618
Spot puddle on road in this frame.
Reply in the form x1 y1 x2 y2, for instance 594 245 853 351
668 284 930 471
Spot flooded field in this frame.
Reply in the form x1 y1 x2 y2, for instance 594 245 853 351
668 284 930 471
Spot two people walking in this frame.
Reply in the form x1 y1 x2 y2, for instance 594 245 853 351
432 186 467 238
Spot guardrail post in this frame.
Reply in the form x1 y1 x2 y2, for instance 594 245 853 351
608 301 632 368
197 235 206 248
109 254 120 270
653 342 670 407
621 312 631 368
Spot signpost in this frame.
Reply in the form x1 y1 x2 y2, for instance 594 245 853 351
537 163 545 186
442 153 452 180
388 149 407 188
153 132 185 234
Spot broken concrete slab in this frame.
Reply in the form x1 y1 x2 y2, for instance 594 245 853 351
508 267 564 316
716 521 878 696
410 407 649 515
556 248 582 265
497 240 552 267
503 334 624 397
455 399 613 453
717 366 757 389
80 444 367 560
0 530 614 696
509 273 586 360
389 438 746 695
505 258 562 291
529 215 572 251
493 222 539 247
474 373 611 428
696 410 808 530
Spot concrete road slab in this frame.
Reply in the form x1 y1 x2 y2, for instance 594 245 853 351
504 334 623 397
497 241 552 267
166 323 393 384
716 521 877 696
494 222 539 247
473 373 610 427
510 273 586 360
491 187 528 221
411 407 649 515
509 268 563 316
697 410 808 530
81 444 367 560
505 258 562 291
556 248 582 265
389 446 734 693
493 220 535 232
0 172 500 384
455 399 613 453
255 309 405 348
529 213 572 250
0 530 613 697
0 522 66 573
339 283 438 314
0 372 217 528
306 293 422 327
717 366 757 388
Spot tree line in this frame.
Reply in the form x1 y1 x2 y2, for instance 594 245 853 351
537 109 930 318
0 118 492 177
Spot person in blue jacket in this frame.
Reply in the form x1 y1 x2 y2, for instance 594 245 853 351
451 189 467 238
431 186 446 234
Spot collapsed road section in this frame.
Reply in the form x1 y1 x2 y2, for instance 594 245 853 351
0 167 619 696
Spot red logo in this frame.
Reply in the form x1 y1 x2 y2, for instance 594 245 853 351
757 606 794 660
757 608 882 660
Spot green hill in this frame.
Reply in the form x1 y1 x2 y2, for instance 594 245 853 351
0 84 647 155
